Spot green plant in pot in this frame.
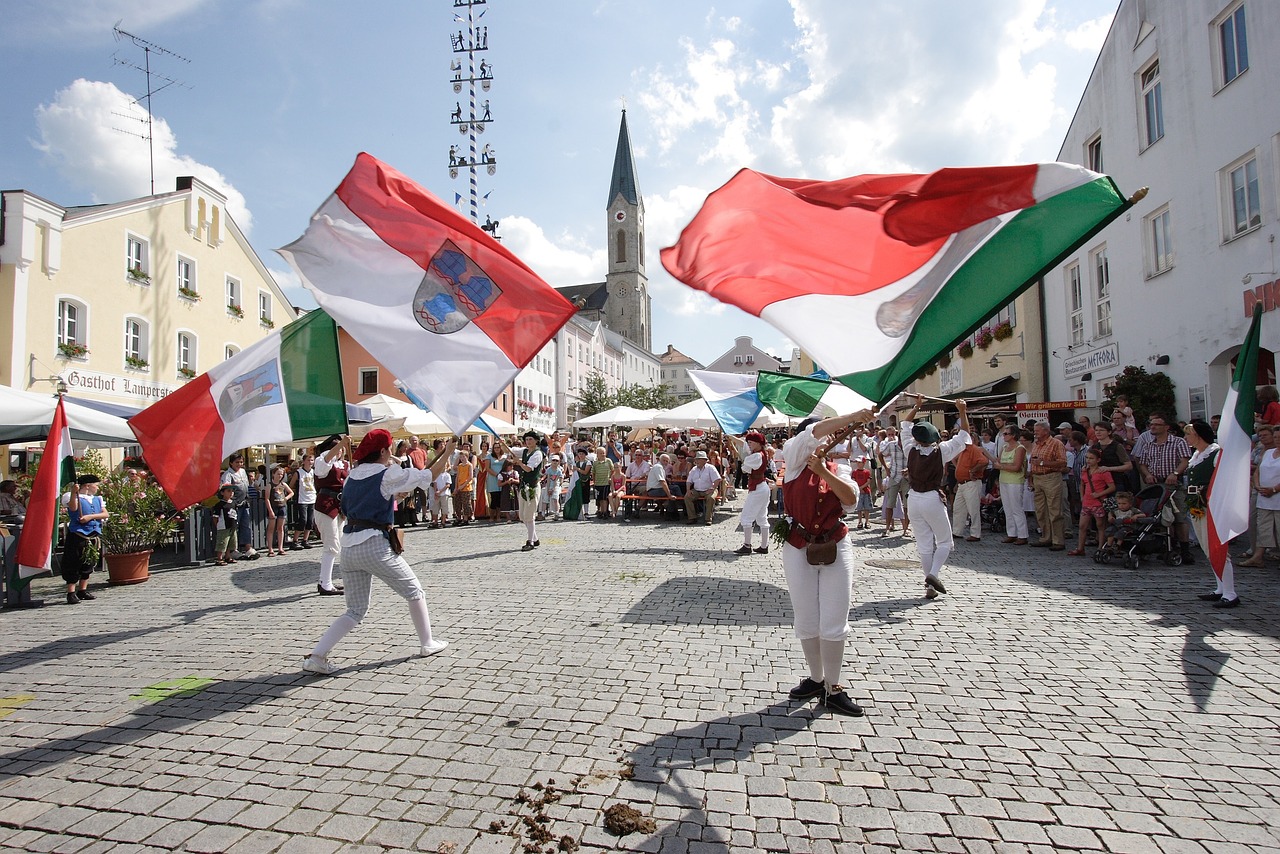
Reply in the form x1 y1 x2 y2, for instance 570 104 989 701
77 449 181 584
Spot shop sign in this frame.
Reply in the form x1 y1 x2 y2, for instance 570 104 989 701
1063 343 1119 379
62 368 175 403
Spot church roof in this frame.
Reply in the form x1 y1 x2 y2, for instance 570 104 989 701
555 281 608 312
607 110 641 208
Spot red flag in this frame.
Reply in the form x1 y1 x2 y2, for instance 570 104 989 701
14 398 76 587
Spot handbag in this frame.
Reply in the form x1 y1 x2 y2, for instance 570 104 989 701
805 538 838 566
386 527 405 555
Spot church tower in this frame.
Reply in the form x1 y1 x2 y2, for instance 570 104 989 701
604 110 651 351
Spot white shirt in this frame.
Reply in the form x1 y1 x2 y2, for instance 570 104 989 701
344 462 441 546
646 463 669 492
313 453 348 478
687 463 721 492
296 468 317 504
780 425 857 512
899 429 972 491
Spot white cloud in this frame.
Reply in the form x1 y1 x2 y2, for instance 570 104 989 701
34 79 253 233
1064 13 1112 53
499 215 605 287
266 265 313 310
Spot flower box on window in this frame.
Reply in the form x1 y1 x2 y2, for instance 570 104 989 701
58 342 89 359
125 355 150 370
178 286 201 301
127 265 150 283
178 366 196 379
260 316 275 329
993 320 1014 341
976 327 995 350
227 303 244 318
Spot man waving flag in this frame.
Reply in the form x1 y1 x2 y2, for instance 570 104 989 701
661 163 1133 404
280 153 577 435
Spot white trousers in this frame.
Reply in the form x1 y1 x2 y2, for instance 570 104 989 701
999 481 1029 539
738 483 771 544
952 480 984 539
1190 513 1237 600
315 512 343 588
908 488 952 581
782 539 852 641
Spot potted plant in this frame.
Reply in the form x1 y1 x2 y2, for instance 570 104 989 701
938 351 952 368
125 355 149 370
975 326 995 350
58 342 89 359
77 449 181 585
228 303 244 318
178 366 196 380
260 315 275 329
993 320 1014 341
958 341 974 359
127 265 150 283
178 286 201 301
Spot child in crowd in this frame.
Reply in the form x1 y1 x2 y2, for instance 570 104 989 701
1104 491 1142 550
429 467 452 528
214 484 239 566
265 466 294 556
543 454 564 520
499 460 520 522
851 458 873 529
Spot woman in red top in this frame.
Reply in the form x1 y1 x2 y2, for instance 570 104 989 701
1070 447 1114 555
1258 385 1280 426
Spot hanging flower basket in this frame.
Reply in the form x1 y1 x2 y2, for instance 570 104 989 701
938 352 952 368
958 341 974 359
976 327 995 350
993 321 1014 341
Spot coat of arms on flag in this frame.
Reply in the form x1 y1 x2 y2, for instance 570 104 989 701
414 240 503 334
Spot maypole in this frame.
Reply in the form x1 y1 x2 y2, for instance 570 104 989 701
448 0 498 237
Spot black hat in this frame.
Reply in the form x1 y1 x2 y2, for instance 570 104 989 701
76 474 100 485
316 434 343 453
1189 419 1216 444
521 430 541 442
794 417 822 437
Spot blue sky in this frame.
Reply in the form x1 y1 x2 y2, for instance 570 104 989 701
1 0 1116 366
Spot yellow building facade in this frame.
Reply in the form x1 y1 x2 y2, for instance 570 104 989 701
0 178 293 412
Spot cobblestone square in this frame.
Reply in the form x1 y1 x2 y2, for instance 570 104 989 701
1 509 1277 852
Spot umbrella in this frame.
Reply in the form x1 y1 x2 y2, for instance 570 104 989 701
0 385 137 446
359 394 504 437
573 405 659 428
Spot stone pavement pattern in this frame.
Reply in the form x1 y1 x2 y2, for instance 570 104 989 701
0 506 1278 853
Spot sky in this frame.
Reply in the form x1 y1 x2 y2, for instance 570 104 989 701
0 0 1117 367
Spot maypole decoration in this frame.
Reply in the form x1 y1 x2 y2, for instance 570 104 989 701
447 0 499 239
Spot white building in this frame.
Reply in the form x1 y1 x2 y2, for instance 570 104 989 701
1044 0 1280 417
659 345 704 402
603 328 661 390
513 339 557 436
554 316 623 428
704 336 784 376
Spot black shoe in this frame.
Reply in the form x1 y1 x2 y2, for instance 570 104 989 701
316 584 344 596
1197 592 1223 601
521 541 535 552
75 590 96 601
66 592 80 605
533 540 540 548
925 575 947 595
788 677 824 701
300 541 313 549
734 545 754 556
822 686 864 717
1181 550 1196 565
1029 540 1050 548
754 546 769 554
1213 596 1241 609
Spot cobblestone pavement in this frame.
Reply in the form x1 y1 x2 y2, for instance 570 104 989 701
0 503 1278 853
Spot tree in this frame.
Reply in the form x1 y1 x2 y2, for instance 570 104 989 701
1103 365 1177 425
616 382 675 411
577 371 614 417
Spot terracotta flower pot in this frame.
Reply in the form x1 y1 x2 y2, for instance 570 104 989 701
105 550 152 586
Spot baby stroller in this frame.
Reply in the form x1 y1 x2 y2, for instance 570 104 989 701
1092 483 1181 569
981 495 1005 534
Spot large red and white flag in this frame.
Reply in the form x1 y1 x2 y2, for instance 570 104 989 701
661 164 1130 403
280 153 577 434
1205 303 1262 578
14 398 76 586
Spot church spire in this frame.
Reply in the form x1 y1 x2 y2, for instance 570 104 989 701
607 110 641 208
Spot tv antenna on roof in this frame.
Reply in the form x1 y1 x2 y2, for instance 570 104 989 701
111 22 191 196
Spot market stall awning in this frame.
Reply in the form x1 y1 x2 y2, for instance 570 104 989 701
0 386 138 446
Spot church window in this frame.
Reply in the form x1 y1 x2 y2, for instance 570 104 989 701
614 229 626 263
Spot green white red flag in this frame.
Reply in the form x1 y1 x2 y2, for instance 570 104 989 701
660 163 1130 404
129 309 348 509
14 397 76 586
1206 303 1262 578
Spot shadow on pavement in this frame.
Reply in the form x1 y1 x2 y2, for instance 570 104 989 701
0 625 176 675
174 591 311 624
848 596 930 626
617 576 791 626
623 701 822 852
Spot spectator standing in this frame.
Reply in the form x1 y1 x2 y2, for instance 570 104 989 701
220 454 258 561
293 455 317 550
265 466 294 556
1133 413 1194 564
63 474 107 603
313 435 350 595
877 426 910 537
1028 422 1068 551
951 433 988 542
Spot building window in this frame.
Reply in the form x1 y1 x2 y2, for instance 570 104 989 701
57 298 88 354
1091 246 1111 338
226 277 242 313
176 257 196 297
501 392 507 412
177 332 195 375
734 355 743 365
359 368 378 395
1188 385 1208 421
1217 3 1249 88
1067 263 1084 346
225 345 240 360
615 229 626 263
1146 206 1173 276
745 355 754 365
1140 59 1164 148
1086 134 1103 173
259 290 272 325
1225 154 1261 236
126 234 149 280
123 317 150 367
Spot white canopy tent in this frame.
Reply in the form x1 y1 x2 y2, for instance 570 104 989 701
0 386 138 446
572 406 660 428
359 394 516 437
